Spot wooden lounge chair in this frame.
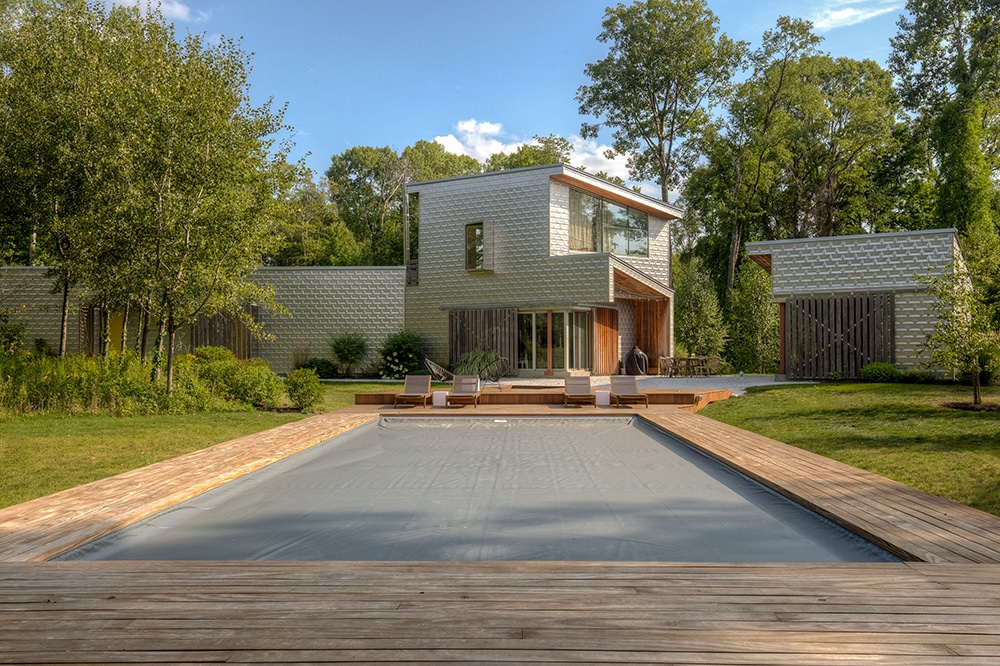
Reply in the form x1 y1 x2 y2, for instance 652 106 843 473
610 375 648 408
563 376 596 407
446 375 480 407
394 374 432 408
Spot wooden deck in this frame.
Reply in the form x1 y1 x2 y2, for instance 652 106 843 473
3 401 1000 664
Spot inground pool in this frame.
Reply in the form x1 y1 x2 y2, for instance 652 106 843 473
58 417 899 562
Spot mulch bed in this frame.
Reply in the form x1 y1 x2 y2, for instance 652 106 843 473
940 401 1000 412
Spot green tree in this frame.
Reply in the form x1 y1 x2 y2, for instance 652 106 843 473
403 139 481 181
484 134 574 171
576 0 745 203
684 17 821 296
1 1 295 389
326 146 408 265
725 258 778 373
891 0 1000 328
673 257 726 357
922 260 1000 405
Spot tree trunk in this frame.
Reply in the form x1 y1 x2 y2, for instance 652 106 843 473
120 303 130 353
58 279 70 357
165 320 177 396
726 217 742 299
152 318 166 381
100 308 111 356
972 360 982 405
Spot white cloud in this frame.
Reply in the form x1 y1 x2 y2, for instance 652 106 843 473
435 119 634 178
810 1 901 32
433 119 523 163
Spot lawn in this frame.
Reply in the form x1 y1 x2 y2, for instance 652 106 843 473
700 382 1000 516
0 381 399 509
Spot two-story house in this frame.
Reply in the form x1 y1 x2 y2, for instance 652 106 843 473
404 163 682 376
3 164 681 377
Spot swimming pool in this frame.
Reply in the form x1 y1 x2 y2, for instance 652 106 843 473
59 417 899 562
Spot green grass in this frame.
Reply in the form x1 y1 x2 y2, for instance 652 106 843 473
700 382 1000 516
0 380 404 509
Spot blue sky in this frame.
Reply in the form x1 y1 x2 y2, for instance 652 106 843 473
132 0 907 186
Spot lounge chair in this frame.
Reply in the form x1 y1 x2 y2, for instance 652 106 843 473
610 375 648 408
563 376 596 407
446 375 480 407
394 374 432 408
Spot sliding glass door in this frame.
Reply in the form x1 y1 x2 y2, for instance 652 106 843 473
517 310 591 372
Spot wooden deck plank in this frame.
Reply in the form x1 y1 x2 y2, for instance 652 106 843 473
2 561 1000 663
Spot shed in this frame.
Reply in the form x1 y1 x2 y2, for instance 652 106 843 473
746 229 960 380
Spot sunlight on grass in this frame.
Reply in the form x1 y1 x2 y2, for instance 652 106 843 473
701 383 1000 516
0 381 402 509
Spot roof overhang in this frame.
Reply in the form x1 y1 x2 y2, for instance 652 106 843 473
550 168 683 220
613 266 672 300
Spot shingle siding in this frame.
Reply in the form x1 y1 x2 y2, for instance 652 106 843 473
252 267 404 375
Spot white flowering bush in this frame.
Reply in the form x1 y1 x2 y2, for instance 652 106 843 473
378 330 423 379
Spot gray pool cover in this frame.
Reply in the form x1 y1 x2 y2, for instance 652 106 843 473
60 417 898 562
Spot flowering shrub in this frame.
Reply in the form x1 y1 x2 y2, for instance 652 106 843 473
378 330 424 379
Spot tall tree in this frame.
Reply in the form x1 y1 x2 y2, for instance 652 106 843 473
326 146 408 266
686 17 821 296
673 256 727 357
403 139 481 181
576 0 745 203
891 0 1000 325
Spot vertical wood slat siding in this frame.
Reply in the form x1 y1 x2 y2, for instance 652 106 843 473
785 294 895 380
593 307 619 376
448 308 518 370
191 306 260 360
634 300 670 360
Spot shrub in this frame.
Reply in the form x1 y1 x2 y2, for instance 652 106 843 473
0 321 25 356
860 362 899 383
192 346 238 363
330 333 367 377
828 371 843 381
297 357 337 379
454 348 505 379
898 368 939 384
378 330 424 379
191 347 283 409
285 368 322 412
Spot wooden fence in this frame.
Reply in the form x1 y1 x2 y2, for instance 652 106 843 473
785 294 895 380
190 306 260 360
448 308 518 367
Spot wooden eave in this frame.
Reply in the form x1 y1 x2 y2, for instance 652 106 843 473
550 173 682 220
613 267 670 299
748 252 772 274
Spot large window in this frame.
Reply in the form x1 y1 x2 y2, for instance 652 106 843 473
517 310 591 372
569 189 648 256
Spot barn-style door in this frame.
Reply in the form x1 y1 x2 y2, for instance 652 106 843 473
785 294 895 380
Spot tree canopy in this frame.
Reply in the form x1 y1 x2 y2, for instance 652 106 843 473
577 0 745 203
0 0 295 391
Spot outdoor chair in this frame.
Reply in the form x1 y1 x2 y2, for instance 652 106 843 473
446 375 480 407
424 358 454 382
394 374 432 408
610 375 649 408
563 376 596 407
